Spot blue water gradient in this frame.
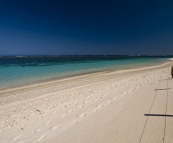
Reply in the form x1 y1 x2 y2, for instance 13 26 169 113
0 56 169 90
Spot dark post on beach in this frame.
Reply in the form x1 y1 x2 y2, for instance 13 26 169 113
171 66 173 78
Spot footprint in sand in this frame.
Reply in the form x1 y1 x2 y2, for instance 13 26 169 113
67 110 73 113
45 121 51 125
97 104 103 108
37 135 47 141
70 120 78 124
107 100 112 104
93 108 98 112
61 115 66 118
79 113 86 118
136 85 142 88
52 125 59 131
13 135 22 141
32 128 41 133
78 105 84 109
112 97 117 101
122 93 127 96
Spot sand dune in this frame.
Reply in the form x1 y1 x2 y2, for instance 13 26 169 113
0 61 173 143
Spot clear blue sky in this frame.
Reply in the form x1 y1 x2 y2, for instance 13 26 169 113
0 0 173 55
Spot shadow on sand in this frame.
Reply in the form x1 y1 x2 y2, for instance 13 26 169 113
144 114 173 117
154 88 170 91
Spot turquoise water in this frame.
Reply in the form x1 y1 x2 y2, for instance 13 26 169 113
0 56 169 90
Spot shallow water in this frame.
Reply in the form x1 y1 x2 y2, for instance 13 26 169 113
0 56 169 90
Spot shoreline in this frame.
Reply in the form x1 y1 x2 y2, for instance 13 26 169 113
0 59 172 104
0 58 171 93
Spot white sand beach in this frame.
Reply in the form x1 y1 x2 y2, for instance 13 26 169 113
0 60 173 143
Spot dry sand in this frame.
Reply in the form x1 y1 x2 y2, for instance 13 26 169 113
0 60 173 143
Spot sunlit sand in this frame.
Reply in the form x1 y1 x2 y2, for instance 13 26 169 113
0 60 173 143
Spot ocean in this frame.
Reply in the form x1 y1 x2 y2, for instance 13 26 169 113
0 56 170 90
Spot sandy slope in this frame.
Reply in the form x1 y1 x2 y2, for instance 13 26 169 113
0 61 173 143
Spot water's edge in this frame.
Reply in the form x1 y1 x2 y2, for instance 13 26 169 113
0 57 171 91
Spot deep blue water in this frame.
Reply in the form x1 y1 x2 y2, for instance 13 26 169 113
0 56 170 90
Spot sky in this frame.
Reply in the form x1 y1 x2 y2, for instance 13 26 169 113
0 0 173 55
